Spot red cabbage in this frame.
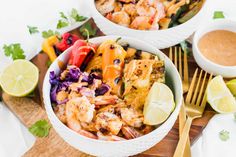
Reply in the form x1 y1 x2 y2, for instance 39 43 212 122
95 84 110 96
65 67 81 82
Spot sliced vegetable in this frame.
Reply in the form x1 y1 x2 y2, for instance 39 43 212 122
178 1 203 23
42 36 59 62
68 40 96 70
55 33 80 52
99 40 127 96
168 4 189 28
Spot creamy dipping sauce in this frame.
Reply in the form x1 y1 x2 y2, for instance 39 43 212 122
198 30 236 66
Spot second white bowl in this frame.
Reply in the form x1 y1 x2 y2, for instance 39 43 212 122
87 0 211 49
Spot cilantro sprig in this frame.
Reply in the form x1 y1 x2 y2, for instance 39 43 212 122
42 29 60 38
3 43 25 60
70 8 87 22
27 25 39 34
57 20 69 29
56 8 87 29
29 120 51 137
213 11 225 19
80 23 97 37
219 130 230 141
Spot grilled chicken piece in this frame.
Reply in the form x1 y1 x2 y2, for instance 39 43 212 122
123 59 165 109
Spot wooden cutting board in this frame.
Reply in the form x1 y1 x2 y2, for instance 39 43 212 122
2 19 216 157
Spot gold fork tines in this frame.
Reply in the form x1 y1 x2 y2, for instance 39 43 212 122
169 47 191 157
173 69 212 157
169 47 189 93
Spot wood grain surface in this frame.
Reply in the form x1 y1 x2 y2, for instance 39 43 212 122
2 18 216 157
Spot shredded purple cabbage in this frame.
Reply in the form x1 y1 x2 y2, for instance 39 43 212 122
50 66 105 104
95 84 110 96
65 67 81 82
82 73 102 84
49 71 59 85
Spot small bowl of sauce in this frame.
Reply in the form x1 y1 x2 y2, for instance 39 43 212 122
193 19 236 78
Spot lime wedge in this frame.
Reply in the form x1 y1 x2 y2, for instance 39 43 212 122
143 82 175 125
0 59 39 97
226 79 236 96
207 76 236 113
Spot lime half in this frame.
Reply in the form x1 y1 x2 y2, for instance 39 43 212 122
226 79 236 96
0 59 39 97
207 76 236 113
143 82 175 125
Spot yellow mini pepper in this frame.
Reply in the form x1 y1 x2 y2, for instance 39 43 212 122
42 35 59 62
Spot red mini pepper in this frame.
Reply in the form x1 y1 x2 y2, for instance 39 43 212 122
69 40 97 70
55 33 80 52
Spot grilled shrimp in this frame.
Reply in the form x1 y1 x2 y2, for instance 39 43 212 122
54 103 67 124
136 0 156 17
130 16 152 30
111 10 131 27
96 0 116 15
95 111 123 135
121 126 143 139
69 82 88 91
80 122 97 132
120 107 144 128
114 1 122 12
66 96 97 139
79 87 95 99
97 131 126 141
56 91 68 102
118 0 135 3
92 95 118 106
66 96 95 124
124 3 137 17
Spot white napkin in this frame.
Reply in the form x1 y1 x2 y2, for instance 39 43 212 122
0 0 236 157
0 0 87 156
0 102 35 157
192 114 236 157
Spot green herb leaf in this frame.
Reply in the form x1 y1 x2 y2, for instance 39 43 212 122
79 23 97 37
46 60 52 68
70 8 87 22
60 12 68 20
56 20 69 29
27 25 39 34
219 130 230 141
180 41 192 56
3 43 26 60
42 29 60 38
213 11 225 19
28 120 51 137
234 113 236 121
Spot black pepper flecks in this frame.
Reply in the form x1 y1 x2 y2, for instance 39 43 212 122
110 44 115 49
66 35 73 45
113 59 121 64
114 77 121 84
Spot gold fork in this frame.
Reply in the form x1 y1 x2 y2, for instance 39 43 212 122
173 69 213 157
169 47 189 93
169 47 191 157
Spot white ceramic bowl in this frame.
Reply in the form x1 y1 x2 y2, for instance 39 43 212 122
43 36 183 156
193 19 236 78
86 0 211 49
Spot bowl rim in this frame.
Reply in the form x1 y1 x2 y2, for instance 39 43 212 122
90 0 209 33
43 35 183 144
193 19 236 70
